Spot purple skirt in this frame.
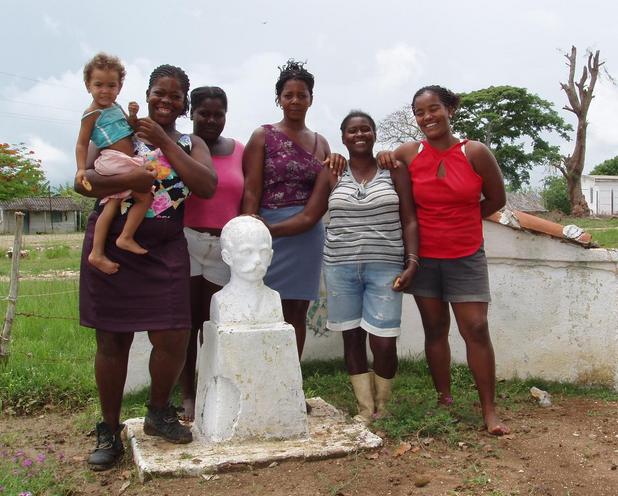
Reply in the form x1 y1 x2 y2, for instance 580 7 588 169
79 212 191 332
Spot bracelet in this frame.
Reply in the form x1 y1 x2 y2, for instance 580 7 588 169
406 253 419 260
405 258 419 267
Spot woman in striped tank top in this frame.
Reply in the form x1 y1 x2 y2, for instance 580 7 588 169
268 111 419 424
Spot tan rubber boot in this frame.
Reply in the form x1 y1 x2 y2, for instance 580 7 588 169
373 374 393 419
349 372 375 425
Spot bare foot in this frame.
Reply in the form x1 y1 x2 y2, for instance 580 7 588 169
179 399 195 422
484 411 510 436
437 392 454 407
116 236 148 255
88 252 119 274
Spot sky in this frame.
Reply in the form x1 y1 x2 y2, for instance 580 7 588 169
2 0 618 187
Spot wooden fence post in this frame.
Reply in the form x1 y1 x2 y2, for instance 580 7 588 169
0 212 25 364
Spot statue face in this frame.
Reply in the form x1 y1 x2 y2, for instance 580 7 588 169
227 236 272 282
221 217 274 283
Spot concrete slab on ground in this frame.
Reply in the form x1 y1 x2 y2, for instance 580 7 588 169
125 397 382 482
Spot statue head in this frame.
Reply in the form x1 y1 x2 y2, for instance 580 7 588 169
220 216 273 283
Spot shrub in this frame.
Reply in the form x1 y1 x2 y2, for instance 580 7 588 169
590 155 618 175
44 245 71 259
542 176 571 214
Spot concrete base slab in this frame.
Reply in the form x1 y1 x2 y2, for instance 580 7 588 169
125 397 382 481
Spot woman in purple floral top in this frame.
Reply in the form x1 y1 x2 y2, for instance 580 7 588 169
242 60 343 359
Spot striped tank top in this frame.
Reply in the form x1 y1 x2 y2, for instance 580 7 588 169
324 168 403 265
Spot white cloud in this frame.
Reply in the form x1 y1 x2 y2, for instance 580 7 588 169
588 80 618 147
525 9 561 31
375 43 423 91
43 15 61 35
26 135 73 185
27 136 69 163
79 41 95 57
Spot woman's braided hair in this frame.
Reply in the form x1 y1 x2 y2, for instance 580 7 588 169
147 64 191 115
275 59 315 100
412 85 460 112
190 86 228 113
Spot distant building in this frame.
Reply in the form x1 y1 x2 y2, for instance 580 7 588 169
0 197 80 234
505 191 547 214
581 175 618 215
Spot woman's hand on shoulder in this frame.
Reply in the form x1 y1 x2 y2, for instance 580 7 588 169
323 153 347 177
376 142 419 170
376 150 399 170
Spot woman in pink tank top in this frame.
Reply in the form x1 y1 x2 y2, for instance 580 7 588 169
378 85 509 435
179 86 244 421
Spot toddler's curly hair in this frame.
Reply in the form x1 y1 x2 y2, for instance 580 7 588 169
83 52 126 85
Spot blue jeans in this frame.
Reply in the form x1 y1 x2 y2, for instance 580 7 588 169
323 262 403 337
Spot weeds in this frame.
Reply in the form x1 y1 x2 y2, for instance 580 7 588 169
0 243 81 277
0 234 617 452
0 445 74 495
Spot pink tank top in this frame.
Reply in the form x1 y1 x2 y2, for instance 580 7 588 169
410 140 483 258
183 140 244 229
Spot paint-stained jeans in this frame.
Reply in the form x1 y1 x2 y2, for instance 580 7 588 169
323 262 403 337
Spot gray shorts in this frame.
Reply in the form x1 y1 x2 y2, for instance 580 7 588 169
405 247 491 302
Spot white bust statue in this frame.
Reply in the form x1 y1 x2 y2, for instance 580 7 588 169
210 216 284 326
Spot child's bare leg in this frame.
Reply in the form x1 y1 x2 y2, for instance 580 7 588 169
115 192 151 255
88 200 120 274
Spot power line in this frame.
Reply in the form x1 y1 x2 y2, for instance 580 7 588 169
0 71 79 90
0 97 81 114
0 111 74 126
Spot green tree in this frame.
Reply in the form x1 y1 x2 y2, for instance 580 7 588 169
0 143 48 200
541 176 571 214
453 86 572 190
377 86 571 190
590 155 618 176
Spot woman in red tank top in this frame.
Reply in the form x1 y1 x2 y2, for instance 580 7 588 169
378 85 508 435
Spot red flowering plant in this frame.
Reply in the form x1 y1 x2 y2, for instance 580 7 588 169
0 143 48 201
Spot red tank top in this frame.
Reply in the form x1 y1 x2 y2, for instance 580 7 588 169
410 140 483 258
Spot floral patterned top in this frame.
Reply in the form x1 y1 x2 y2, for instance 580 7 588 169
96 134 192 222
261 124 323 209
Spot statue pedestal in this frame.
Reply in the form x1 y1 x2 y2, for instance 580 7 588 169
193 321 308 443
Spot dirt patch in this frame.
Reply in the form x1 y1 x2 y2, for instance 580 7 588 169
2 397 617 495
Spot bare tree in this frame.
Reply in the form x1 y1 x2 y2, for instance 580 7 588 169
557 46 603 216
377 105 421 148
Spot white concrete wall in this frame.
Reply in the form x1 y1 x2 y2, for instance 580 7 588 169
125 221 618 394
400 222 618 389
304 221 618 389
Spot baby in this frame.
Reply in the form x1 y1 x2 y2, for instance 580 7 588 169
76 52 152 274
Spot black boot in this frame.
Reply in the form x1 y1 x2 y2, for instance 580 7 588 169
144 403 192 444
88 422 124 471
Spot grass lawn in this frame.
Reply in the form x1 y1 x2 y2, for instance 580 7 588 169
1 234 617 426
542 215 618 248
1 234 618 494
